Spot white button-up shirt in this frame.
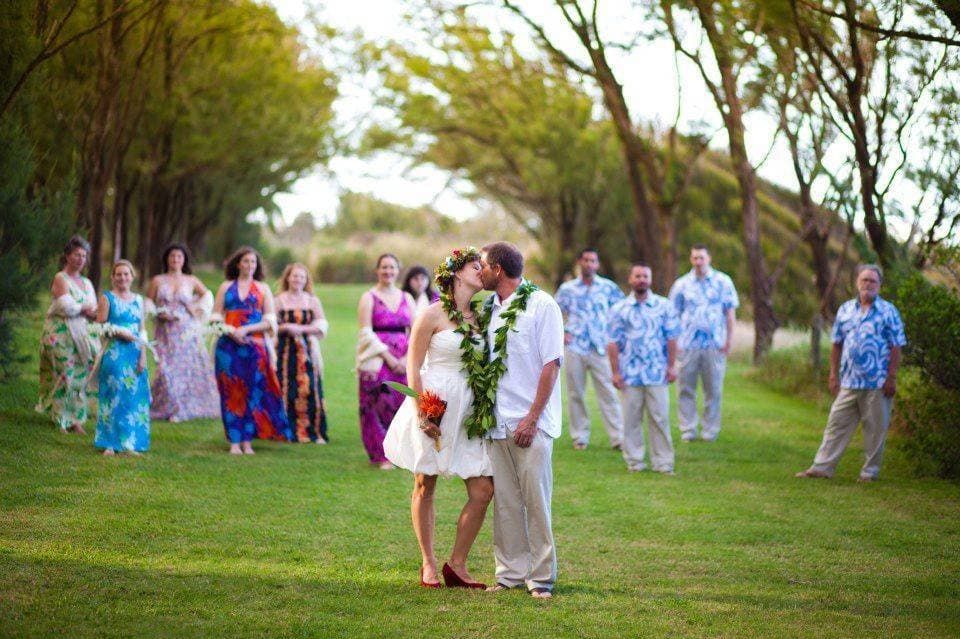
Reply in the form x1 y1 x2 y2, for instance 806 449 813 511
487 288 565 439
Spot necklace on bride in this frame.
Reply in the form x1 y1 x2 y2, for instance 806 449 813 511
435 248 538 439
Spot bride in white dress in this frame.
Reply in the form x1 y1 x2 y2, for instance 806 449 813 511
383 250 493 590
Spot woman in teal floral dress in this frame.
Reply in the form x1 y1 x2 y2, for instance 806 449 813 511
36 236 100 434
94 260 151 455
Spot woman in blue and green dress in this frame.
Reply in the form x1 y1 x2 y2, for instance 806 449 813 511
36 236 100 434
94 260 151 455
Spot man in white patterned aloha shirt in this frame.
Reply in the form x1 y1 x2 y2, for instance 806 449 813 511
555 249 624 451
607 263 681 473
668 244 739 442
796 264 906 482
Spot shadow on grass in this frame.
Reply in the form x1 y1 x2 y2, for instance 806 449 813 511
4 553 959 639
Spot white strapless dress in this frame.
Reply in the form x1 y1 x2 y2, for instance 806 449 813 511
384 330 492 478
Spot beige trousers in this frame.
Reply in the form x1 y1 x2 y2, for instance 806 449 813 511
810 388 893 479
565 349 623 446
621 385 674 472
489 431 557 591
678 348 726 440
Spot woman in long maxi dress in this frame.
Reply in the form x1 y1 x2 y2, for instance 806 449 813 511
213 247 293 455
94 260 151 455
276 263 330 444
356 253 414 469
36 236 100 434
147 243 220 422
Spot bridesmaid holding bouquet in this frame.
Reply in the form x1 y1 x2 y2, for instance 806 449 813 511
93 260 151 455
147 243 219 422
212 247 293 454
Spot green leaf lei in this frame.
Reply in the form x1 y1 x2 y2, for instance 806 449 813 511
439 278 538 439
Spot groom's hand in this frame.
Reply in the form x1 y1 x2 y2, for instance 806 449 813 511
513 414 538 448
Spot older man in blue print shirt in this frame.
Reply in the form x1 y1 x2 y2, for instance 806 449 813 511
797 264 906 482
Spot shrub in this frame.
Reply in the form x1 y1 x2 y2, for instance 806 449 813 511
886 269 960 391
315 250 371 284
264 246 295 279
0 125 71 377
891 367 960 480
748 345 832 411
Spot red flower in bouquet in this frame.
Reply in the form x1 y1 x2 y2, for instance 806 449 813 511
385 382 447 451
418 390 447 424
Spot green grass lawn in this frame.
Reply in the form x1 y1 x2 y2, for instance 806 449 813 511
1 283 958 638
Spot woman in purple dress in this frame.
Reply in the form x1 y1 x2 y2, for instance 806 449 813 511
147 243 220 422
356 254 414 469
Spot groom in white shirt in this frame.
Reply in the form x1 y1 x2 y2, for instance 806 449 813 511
480 242 564 599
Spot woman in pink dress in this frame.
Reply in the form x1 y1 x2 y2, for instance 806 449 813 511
356 254 414 469
147 243 220 422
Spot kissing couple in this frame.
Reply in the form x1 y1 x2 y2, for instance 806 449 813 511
382 242 564 599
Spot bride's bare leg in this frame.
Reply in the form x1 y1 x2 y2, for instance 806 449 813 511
412 473 439 583
447 476 494 580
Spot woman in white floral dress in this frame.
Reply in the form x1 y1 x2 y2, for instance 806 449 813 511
36 236 100 434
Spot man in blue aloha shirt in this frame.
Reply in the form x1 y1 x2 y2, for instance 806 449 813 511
668 244 739 442
797 264 906 482
555 248 625 450
607 263 680 473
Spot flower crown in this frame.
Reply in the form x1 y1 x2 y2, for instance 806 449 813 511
435 246 481 294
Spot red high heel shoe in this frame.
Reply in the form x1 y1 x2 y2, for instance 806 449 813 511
441 563 486 589
420 566 441 589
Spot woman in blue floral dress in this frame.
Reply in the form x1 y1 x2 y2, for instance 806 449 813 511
94 260 151 455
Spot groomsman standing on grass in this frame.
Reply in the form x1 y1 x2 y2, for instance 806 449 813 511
607 263 681 474
555 249 625 451
668 244 739 442
796 264 905 482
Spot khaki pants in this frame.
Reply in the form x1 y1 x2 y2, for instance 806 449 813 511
489 431 557 591
565 349 623 446
810 388 893 479
678 348 726 440
621 385 674 472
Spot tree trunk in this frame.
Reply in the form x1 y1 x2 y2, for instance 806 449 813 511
694 0 777 362
810 312 824 370
77 0 125 290
660 211 678 292
588 52 666 290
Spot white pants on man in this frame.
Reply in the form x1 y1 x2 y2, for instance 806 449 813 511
489 430 556 591
678 348 726 441
621 385 674 472
565 349 623 447
809 388 892 479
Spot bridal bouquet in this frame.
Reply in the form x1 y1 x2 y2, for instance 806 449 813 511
385 382 446 452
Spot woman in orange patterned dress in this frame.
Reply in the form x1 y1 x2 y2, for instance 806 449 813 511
275 263 329 443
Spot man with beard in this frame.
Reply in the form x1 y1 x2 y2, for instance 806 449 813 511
607 263 680 473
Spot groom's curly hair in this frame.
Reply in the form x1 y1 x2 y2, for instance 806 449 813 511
482 242 524 279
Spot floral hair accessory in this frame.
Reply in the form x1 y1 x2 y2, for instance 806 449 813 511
434 246 481 294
